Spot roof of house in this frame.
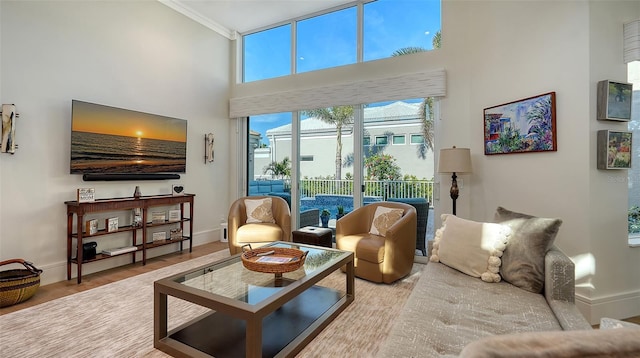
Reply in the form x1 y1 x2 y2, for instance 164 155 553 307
266 101 422 135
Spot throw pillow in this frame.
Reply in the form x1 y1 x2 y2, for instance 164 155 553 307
244 198 276 224
430 214 511 283
369 206 404 237
494 206 562 294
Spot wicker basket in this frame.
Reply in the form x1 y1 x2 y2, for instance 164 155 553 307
0 259 43 308
241 245 308 274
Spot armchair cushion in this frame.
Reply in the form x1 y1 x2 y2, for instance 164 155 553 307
369 206 404 237
431 214 511 283
245 198 276 224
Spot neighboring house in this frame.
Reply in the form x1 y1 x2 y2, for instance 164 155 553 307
253 101 434 180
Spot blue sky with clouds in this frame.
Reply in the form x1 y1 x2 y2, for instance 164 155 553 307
245 0 441 144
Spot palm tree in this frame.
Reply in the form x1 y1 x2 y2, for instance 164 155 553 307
391 30 441 158
303 106 354 179
263 157 291 179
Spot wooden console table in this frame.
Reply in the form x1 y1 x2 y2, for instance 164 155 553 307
65 194 194 284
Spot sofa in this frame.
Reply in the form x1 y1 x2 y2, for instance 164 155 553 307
377 246 593 357
377 207 640 357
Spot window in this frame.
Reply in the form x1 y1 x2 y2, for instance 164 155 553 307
297 7 357 73
301 155 314 161
627 62 640 241
375 136 388 146
392 135 406 145
363 136 371 146
241 1 441 83
410 134 424 144
364 0 442 61
243 25 291 82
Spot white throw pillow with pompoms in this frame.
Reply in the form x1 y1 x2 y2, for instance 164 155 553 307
430 214 511 283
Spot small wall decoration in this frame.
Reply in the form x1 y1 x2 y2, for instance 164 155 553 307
597 80 632 121
1 104 18 154
484 92 557 155
205 133 214 163
597 130 633 169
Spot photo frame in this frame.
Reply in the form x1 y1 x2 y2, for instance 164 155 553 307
597 130 633 169
597 80 632 121
484 92 557 155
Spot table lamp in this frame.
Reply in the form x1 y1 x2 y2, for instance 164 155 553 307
438 146 472 215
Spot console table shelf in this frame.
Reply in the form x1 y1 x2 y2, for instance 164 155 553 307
65 194 194 283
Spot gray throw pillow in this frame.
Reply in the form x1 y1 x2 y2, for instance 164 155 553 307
494 207 562 293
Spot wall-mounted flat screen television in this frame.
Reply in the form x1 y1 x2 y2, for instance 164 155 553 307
70 100 187 175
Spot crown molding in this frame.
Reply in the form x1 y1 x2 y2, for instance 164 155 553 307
158 0 236 40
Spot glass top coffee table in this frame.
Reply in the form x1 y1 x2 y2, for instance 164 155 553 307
154 241 354 358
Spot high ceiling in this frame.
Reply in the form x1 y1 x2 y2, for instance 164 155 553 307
162 0 357 38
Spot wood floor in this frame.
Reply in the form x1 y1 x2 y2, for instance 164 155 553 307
2 241 639 329
0 241 228 316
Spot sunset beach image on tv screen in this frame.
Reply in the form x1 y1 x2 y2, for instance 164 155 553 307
70 100 187 174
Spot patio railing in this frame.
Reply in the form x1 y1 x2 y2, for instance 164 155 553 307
299 179 434 206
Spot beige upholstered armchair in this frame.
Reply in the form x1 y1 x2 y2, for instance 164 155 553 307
336 202 416 284
227 196 292 255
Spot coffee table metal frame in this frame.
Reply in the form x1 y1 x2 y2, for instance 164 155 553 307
154 241 355 358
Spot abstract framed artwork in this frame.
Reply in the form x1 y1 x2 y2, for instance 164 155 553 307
484 92 557 155
597 80 632 121
597 130 633 170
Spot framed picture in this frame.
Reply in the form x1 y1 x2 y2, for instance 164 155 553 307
152 231 167 242
106 217 119 232
77 188 95 203
597 130 633 169
85 219 98 235
151 211 166 224
597 80 632 121
484 92 557 155
168 209 181 222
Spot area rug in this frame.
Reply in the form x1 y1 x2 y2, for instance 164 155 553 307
0 250 424 357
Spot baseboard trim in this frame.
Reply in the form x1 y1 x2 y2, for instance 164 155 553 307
576 290 640 325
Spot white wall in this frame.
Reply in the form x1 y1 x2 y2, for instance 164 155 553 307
0 1 230 284
229 1 640 323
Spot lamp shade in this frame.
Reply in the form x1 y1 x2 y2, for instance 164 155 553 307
624 19 640 64
438 147 472 173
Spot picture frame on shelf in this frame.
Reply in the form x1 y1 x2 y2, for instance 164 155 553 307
85 219 98 235
106 217 119 232
168 209 181 222
172 184 185 196
597 130 633 169
597 80 632 121
151 211 166 224
483 92 557 155
77 188 95 203
153 231 167 242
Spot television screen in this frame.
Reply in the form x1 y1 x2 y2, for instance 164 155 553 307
70 100 187 174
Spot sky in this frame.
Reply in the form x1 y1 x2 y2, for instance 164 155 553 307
72 100 187 142
244 0 441 145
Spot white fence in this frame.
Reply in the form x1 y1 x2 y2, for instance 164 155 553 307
299 179 434 206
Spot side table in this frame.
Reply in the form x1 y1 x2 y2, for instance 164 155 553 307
292 226 333 248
